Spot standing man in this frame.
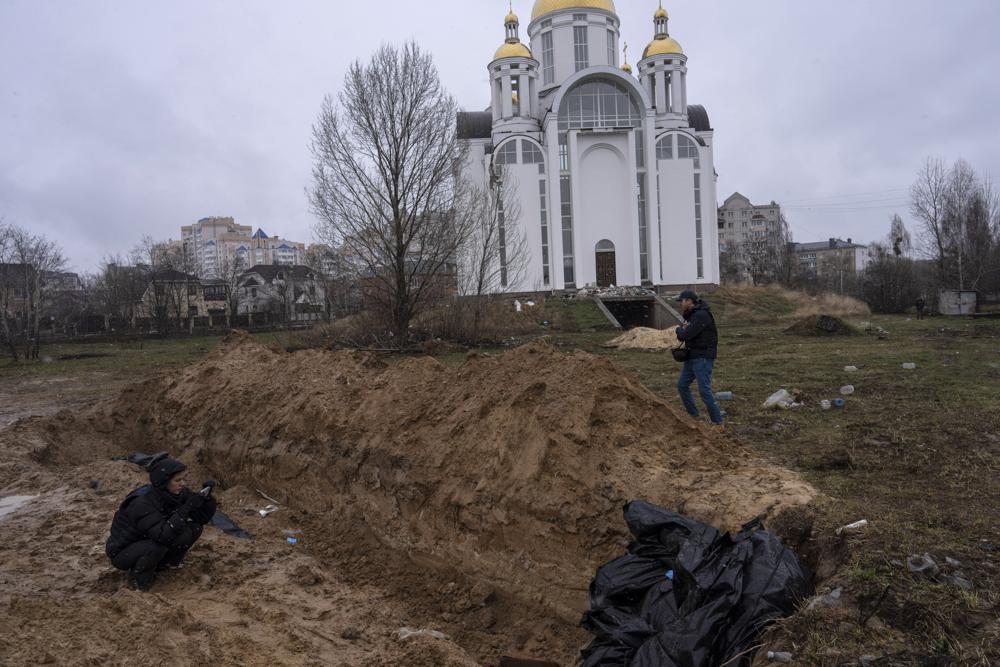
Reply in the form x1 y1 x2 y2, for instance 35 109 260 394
915 296 926 320
675 290 723 426
105 456 217 591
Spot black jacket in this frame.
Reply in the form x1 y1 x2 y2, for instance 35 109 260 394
676 302 718 360
106 485 217 558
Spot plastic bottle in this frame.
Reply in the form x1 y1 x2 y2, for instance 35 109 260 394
767 652 793 663
833 398 846 409
715 391 734 401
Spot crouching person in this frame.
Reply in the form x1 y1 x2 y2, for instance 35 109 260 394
105 456 217 591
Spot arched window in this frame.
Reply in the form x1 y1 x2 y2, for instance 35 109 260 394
559 78 642 131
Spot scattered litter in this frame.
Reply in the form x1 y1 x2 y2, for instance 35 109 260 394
286 537 298 545
256 488 281 505
833 398 846 409
258 504 279 518
945 557 962 568
844 366 859 373
575 285 654 300
397 627 448 641
906 553 939 578
764 389 802 409
902 363 917 370
806 586 843 611
767 652 794 663
0 495 36 521
514 300 523 313
209 510 253 540
580 501 812 667
840 385 856 396
836 519 869 536
821 400 832 411
715 391 734 401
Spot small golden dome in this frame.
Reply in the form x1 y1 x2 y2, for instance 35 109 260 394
494 42 533 60
531 0 617 22
621 62 633 75
643 35 683 58
654 6 668 19
506 10 519 23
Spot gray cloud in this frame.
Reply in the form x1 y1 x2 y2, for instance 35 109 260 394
2 0 998 272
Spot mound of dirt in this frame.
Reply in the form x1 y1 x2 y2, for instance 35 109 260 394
784 314 857 337
0 333 815 664
604 326 681 350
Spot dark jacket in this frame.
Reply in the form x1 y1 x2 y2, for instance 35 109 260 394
676 301 718 360
106 485 216 558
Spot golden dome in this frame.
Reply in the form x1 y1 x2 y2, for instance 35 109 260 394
506 10 519 23
531 0 617 22
654 6 668 19
643 36 683 58
494 42 533 60
621 62 633 75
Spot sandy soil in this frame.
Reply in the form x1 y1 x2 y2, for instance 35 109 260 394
0 335 815 665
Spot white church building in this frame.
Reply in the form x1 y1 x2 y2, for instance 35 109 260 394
457 0 719 293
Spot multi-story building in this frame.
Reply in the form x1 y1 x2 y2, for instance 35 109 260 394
181 217 253 279
717 193 785 255
180 218 307 278
237 265 327 322
457 1 720 292
794 238 870 278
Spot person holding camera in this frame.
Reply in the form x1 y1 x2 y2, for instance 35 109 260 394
105 456 217 591
675 290 723 427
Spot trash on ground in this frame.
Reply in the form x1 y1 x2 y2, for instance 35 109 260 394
256 488 281 505
715 391 734 401
906 553 939 578
945 557 962 568
767 652 794 663
580 501 812 667
575 285 655 300
258 504 279 518
398 627 448 641
902 363 917 370
764 389 802 409
836 519 869 536
286 537 298 545
821 400 832 411
840 385 856 396
844 366 859 373
806 586 844 611
833 398 846 409
208 510 253 540
944 574 973 590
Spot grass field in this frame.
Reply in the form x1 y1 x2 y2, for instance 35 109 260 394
2 294 998 664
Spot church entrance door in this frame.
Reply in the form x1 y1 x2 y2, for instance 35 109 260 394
595 240 617 288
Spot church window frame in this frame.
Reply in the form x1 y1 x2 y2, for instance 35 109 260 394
542 32 555 85
606 29 616 66
495 140 518 165
558 77 642 131
656 132 706 279
573 26 590 72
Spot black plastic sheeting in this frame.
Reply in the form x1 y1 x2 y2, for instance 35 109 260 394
115 451 253 540
581 501 813 667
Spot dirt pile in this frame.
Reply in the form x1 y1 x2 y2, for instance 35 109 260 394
784 314 858 337
1 333 815 664
604 326 681 350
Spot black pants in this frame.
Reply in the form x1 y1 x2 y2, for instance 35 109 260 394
110 524 202 590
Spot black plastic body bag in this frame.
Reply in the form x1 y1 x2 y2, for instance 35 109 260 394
580 501 813 667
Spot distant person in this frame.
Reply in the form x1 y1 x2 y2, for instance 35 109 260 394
105 456 216 591
675 290 723 426
915 296 926 320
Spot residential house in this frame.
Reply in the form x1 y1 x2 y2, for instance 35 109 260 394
237 265 327 322
794 238 870 279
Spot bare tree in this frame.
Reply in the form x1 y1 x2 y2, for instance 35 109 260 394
460 165 529 340
309 41 473 343
911 156 949 272
0 223 67 360
0 222 19 359
888 213 912 257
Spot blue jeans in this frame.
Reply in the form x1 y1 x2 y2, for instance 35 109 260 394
677 357 723 425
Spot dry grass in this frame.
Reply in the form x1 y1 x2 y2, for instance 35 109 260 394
711 285 870 321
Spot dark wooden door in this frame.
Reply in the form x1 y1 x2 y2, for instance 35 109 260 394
596 251 617 287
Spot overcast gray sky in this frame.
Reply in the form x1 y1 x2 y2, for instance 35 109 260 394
2 0 998 273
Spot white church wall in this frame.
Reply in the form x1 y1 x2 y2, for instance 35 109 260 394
657 158 699 284
504 160 547 292
574 135 634 287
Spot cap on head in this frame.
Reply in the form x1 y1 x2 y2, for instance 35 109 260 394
149 457 187 488
676 289 699 303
